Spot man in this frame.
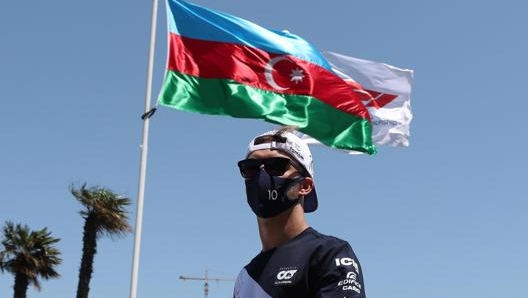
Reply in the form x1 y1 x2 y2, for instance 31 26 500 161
233 127 366 298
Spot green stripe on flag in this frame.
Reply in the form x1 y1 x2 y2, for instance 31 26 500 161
158 71 376 154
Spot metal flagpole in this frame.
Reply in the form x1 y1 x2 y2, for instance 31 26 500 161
129 0 159 297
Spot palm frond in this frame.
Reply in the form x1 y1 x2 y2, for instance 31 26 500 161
0 221 62 291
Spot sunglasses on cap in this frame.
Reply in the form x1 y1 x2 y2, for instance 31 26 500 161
237 157 308 179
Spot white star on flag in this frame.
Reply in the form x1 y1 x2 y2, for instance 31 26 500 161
290 68 304 84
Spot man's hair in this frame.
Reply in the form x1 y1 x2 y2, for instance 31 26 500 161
274 125 298 136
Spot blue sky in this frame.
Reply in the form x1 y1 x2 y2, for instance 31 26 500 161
1 1 527 298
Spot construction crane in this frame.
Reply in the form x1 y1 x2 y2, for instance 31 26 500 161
179 270 234 298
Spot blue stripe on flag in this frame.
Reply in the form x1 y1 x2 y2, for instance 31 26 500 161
166 0 332 70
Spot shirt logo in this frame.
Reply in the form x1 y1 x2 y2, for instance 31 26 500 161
335 257 359 273
346 271 357 280
273 267 299 286
277 269 297 280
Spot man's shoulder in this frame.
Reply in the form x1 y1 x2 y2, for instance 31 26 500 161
302 227 351 249
273 227 352 264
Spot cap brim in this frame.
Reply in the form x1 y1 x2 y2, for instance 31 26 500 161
303 187 318 212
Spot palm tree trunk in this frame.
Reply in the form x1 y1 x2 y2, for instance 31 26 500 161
76 214 98 298
13 272 29 298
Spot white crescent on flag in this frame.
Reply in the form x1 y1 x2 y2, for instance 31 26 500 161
264 56 290 91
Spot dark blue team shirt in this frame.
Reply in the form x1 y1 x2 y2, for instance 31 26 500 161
233 227 366 298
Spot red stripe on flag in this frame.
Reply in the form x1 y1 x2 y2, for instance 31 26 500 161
167 33 371 120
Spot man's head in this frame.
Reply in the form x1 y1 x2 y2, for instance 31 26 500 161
237 127 318 217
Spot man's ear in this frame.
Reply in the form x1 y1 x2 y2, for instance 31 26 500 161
298 177 314 196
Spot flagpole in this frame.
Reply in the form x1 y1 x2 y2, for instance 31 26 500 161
129 0 159 297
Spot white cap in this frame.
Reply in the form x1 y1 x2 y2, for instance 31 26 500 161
246 129 318 212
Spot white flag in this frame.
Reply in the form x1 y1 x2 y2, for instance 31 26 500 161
323 51 414 148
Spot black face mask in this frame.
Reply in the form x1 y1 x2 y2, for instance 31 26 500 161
245 168 304 218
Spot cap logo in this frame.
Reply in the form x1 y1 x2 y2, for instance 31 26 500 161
288 146 304 161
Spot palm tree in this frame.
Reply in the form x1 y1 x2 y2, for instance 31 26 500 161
70 183 132 298
0 221 62 298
